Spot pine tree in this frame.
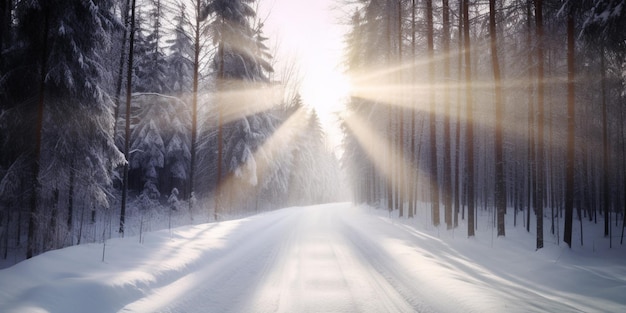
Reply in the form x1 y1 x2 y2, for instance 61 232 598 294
133 0 168 94
120 0 138 235
205 0 273 218
166 3 194 96
8 0 123 257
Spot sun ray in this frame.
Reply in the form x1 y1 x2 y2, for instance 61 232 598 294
342 111 439 205
345 60 580 154
207 79 286 126
211 105 310 215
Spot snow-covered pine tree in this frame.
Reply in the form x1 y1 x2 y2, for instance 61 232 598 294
200 0 277 218
129 97 166 190
121 0 192 202
162 96 191 198
127 92 190 198
133 0 168 94
5 0 124 258
166 2 194 96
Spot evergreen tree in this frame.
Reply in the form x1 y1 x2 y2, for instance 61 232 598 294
204 0 274 218
133 0 168 94
6 0 123 258
166 3 194 95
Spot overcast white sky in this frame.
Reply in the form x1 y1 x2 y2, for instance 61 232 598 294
257 0 352 150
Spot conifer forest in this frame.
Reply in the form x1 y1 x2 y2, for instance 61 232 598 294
1 0 626 266
0 0 341 262
341 0 626 250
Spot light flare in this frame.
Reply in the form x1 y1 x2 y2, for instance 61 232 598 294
210 79 286 125
212 105 310 215
343 112 437 202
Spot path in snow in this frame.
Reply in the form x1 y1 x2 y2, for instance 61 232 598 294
123 203 440 313
1 203 625 313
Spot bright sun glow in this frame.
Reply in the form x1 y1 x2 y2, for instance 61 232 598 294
259 0 352 150
301 68 352 119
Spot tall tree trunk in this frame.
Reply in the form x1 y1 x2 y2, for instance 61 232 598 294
190 0 202 213
442 0 453 229
621 107 626 244
385 0 393 214
534 0 544 250
463 0 475 237
454 0 463 227
564 9 575 248
215 16 225 221
112 0 130 137
46 188 59 251
426 0 440 226
490 0 506 236
67 162 75 245
119 0 137 236
408 0 417 218
27 7 50 259
397 0 404 217
600 43 610 242
525 0 533 233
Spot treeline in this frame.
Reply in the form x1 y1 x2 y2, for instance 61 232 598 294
0 0 340 262
341 0 626 249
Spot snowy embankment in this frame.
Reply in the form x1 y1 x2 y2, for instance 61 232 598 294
0 203 625 313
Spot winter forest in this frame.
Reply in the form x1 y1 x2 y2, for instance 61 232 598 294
1 0 626 268
0 0 342 263
1 0 626 311
341 0 626 249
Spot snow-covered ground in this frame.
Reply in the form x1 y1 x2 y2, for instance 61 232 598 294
1 203 625 313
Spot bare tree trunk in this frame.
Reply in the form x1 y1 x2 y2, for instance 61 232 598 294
426 0 440 226
490 0 506 236
112 0 130 136
67 161 74 231
564 9 575 248
524 0 534 233
27 7 50 259
46 189 59 251
408 0 417 219
454 0 463 227
190 0 202 214
119 0 137 236
442 0 453 229
534 0 545 250
385 0 393 214
463 0 475 237
600 43 610 243
397 0 404 217
215 16 225 221
621 107 626 245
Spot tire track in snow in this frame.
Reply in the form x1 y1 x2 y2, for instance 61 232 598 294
238 204 433 312
336 210 443 313
120 209 301 313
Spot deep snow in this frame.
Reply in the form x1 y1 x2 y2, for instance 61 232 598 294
0 203 625 312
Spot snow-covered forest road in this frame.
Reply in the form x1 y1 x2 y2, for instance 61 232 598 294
1 203 625 313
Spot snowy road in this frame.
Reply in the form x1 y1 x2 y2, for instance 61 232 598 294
123 203 442 313
1 203 625 312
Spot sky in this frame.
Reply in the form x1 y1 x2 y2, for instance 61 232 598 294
257 0 352 151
